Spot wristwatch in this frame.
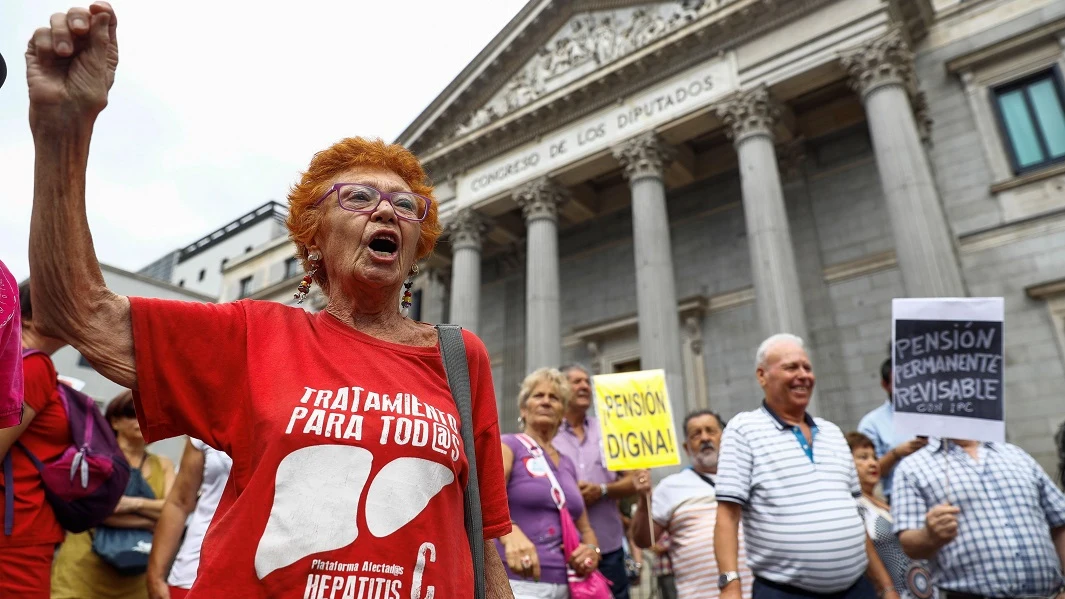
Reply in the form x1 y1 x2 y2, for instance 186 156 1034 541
718 571 740 589
599 483 608 498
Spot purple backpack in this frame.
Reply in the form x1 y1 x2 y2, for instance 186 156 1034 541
3 350 131 534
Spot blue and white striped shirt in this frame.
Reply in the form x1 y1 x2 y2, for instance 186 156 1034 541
892 439 1065 598
716 402 868 593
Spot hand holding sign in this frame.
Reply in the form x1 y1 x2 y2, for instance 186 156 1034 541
891 438 929 459
924 504 960 545
632 470 652 494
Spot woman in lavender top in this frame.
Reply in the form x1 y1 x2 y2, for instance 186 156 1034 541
498 368 602 599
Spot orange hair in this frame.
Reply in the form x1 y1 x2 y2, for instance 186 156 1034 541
286 137 442 289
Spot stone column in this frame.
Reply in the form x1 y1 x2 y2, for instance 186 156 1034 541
612 132 691 448
515 178 567 372
716 86 810 346
418 268 448 325
445 208 489 333
842 30 966 298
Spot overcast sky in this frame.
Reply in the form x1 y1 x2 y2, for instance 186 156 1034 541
0 1 528 282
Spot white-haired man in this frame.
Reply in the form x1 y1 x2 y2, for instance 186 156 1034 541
554 363 638 599
714 334 896 599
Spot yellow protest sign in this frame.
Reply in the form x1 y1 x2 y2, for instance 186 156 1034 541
592 369 681 471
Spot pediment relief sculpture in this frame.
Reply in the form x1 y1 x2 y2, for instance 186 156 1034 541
448 0 724 141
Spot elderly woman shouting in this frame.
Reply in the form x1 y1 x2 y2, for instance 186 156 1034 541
499 368 603 599
26 4 512 598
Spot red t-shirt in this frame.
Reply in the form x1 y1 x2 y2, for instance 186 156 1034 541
129 298 511 599
0 353 70 547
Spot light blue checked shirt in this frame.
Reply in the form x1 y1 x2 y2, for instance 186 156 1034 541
858 400 899 497
892 439 1065 597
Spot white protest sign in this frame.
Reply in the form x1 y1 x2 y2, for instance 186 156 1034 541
891 297 1005 443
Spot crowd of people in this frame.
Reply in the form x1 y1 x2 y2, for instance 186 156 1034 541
1 3 1064 599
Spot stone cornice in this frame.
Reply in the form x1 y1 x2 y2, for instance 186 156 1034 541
514 177 569 223
418 0 838 181
444 208 492 251
612 132 675 182
715 85 780 145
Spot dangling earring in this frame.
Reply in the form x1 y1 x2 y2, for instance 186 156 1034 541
401 263 419 317
295 251 320 304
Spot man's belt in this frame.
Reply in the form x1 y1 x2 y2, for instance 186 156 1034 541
942 589 1064 599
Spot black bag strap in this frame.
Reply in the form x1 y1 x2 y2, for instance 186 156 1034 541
434 324 485 599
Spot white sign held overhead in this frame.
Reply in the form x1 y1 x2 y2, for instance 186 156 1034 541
891 297 1005 444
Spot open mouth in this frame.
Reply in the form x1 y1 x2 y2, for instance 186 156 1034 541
368 232 399 256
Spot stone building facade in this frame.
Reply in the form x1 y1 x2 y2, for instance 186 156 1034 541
396 0 1065 473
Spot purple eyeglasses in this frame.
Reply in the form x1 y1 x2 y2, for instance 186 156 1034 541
314 183 432 222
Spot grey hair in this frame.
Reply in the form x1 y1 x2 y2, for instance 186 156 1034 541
559 363 591 378
755 333 805 369
517 368 572 415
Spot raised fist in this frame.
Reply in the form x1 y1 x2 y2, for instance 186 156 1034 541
26 2 118 130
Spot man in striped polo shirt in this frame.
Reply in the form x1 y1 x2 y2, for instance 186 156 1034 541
631 409 753 599
714 334 896 599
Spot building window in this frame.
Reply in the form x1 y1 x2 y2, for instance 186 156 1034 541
613 358 641 373
239 276 254 298
198 268 206 282
284 257 301 279
993 69 1065 174
220 258 229 272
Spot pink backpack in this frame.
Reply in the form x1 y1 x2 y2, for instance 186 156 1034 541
3 351 130 534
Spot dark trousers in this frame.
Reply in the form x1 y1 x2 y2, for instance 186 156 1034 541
753 576 876 599
598 548 630 599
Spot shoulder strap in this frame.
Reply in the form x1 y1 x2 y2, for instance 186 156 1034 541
516 434 567 512
434 324 485 599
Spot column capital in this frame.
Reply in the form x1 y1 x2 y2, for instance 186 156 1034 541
840 29 917 100
715 85 781 145
514 177 568 224
445 208 491 251
612 131 676 182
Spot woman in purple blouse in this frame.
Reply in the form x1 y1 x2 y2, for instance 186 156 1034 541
498 368 601 599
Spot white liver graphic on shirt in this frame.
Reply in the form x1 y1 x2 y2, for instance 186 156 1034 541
254 445 373 579
254 449 456 580
364 458 455 538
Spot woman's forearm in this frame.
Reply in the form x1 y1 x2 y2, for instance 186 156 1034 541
133 497 168 520
102 514 155 530
29 129 136 388
147 500 191 583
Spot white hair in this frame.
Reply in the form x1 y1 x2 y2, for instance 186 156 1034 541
755 333 806 369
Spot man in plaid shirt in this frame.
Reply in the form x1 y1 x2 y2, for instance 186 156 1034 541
892 437 1065 599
